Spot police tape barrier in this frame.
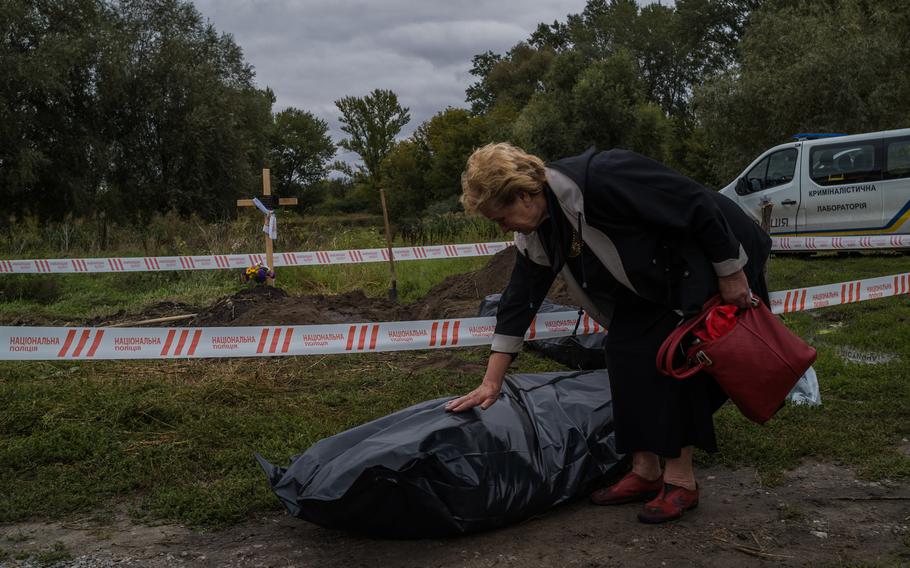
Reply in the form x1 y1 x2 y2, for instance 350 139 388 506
772 234 910 251
0 311 602 361
1 234 908 275
0 242 513 275
2 272 907 361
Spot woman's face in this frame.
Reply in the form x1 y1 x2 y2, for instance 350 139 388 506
480 191 548 235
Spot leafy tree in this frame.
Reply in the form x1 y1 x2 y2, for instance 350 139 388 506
694 0 910 183
512 49 673 162
0 0 276 227
335 88 410 194
0 0 112 221
465 44 555 118
105 0 273 221
570 52 648 151
311 177 368 215
512 92 578 160
268 107 335 210
380 140 431 219
465 51 503 115
421 108 488 204
464 0 761 178
563 0 640 60
380 107 489 219
478 101 522 145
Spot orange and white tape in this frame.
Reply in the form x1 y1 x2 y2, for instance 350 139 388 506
2 272 907 361
771 271 910 313
1 235 907 275
772 234 910 251
1 311 579 360
0 242 513 275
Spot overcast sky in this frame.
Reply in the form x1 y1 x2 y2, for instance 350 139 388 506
192 0 590 143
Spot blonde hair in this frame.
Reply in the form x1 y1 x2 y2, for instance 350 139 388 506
460 143 546 214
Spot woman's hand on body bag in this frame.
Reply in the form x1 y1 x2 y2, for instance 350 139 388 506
444 379 502 412
445 352 512 412
717 269 753 308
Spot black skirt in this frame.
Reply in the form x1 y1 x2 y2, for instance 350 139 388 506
603 265 770 458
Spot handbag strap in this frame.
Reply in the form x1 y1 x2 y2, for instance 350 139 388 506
656 295 723 380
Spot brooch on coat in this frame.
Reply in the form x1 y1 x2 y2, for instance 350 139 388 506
569 229 582 257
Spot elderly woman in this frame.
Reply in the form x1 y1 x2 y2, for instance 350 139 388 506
446 143 771 524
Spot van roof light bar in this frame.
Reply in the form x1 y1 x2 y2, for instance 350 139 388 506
792 133 848 140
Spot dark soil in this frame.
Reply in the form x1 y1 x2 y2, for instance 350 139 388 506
185 248 575 327
1 248 579 328
191 287 414 327
88 301 200 327
183 249 527 327
3 462 908 567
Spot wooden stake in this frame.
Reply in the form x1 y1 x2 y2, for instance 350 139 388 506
263 169 274 286
379 187 398 302
108 314 198 327
760 200 773 234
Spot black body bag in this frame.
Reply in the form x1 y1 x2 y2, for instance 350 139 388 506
256 370 622 538
479 294 608 370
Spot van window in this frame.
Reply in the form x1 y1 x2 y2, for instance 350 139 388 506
810 142 881 186
745 158 767 192
885 137 910 180
766 149 797 188
744 149 796 192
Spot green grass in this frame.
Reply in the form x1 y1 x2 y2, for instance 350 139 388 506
0 255 493 322
34 542 71 565
0 349 557 527
0 214 500 322
0 542 72 567
0 248 908 527
699 252 910 483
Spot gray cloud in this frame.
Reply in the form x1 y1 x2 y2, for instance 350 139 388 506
194 0 587 147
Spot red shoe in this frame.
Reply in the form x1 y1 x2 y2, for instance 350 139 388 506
590 471 663 505
637 483 699 524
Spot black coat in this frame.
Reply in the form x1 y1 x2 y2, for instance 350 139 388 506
493 148 772 349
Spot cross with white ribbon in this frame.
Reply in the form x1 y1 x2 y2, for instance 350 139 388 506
251 197 278 240
236 168 298 285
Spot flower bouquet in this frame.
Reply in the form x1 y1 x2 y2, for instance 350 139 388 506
242 262 275 284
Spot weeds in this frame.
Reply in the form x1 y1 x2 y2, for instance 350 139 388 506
0 242 908 528
398 213 499 245
0 212 502 322
0 349 557 527
34 542 71 565
776 502 806 522
0 211 498 259
4 530 28 543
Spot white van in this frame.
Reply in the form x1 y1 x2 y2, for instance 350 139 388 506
718 128 910 235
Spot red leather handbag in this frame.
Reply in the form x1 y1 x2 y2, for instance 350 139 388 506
656 295 817 424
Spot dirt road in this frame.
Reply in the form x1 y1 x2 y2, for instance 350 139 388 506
3 461 909 567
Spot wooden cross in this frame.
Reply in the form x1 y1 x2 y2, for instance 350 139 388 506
236 168 298 285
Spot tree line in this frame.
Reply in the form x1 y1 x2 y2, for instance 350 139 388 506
379 0 910 220
3 0 910 229
0 0 337 226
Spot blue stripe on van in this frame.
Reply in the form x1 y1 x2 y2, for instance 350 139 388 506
771 198 910 236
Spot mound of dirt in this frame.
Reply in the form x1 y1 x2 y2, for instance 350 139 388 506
4 248 579 327
188 248 578 326
88 301 201 327
408 247 518 320
189 250 528 327
407 247 575 320
192 286 413 326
